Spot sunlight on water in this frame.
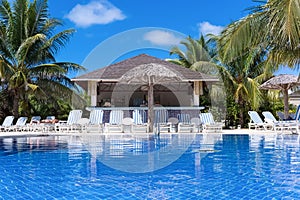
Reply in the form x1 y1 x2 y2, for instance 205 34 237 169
0 134 299 199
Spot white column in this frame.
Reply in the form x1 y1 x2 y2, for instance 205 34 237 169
88 81 97 106
193 81 202 106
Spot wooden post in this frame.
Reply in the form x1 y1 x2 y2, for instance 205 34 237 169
148 82 154 133
283 88 289 119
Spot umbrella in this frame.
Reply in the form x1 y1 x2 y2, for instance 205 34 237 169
120 63 183 132
260 74 300 119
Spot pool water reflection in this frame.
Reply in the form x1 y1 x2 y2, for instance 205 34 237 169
0 134 299 199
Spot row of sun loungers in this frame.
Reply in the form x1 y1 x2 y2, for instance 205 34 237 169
248 111 299 134
4 109 298 134
0 115 58 132
0 109 224 133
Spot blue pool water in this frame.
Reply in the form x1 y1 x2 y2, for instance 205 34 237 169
0 134 299 199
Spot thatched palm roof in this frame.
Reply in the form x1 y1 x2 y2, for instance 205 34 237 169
260 74 300 119
260 74 300 90
73 54 218 82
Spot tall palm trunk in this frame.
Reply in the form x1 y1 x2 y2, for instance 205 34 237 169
12 89 20 118
238 98 244 127
283 88 289 119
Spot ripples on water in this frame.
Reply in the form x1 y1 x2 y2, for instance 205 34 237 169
0 134 299 199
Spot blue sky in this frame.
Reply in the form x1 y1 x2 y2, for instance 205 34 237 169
45 0 294 75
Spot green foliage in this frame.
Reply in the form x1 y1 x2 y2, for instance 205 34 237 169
168 35 221 111
218 0 300 70
0 88 13 121
168 0 300 127
0 0 86 117
212 0 300 126
224 95 239 128
214 50 265 127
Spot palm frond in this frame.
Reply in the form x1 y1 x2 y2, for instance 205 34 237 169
266 0 300 50
246 77 262 109
165 58 185 66
16 33 46 67
29 63 66 77
54 62 86 74
0 0 12 26
169 46 190 67
36 79 85 106
267 48 300 68
190 61 218 75
41 29 75 55
0 56 15 78
11 0 29 46
218 11 267 63
40 18 64 37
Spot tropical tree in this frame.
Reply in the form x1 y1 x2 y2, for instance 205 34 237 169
216 48 267 127
0 0 85 118
216 0 300 124
169 35 217 74
206 13 273 126
218 0 300 72
169 35 227 121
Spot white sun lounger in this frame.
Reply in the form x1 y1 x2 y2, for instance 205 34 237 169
86 109 104 133
8 117 28 132
248 111 272 130
56 110 83 132
199 113 223 132
132 109 148 132
154 109 171 133
0 116 14 132
177 113 194 132
105 110 124 133
262 111 299 133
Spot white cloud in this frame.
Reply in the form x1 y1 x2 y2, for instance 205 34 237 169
198 22 224 36
65 0 126 28
143 30 182 46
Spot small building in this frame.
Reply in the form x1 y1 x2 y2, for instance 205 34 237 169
72 54 218 107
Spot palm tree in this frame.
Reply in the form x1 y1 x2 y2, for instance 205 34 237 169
0 0 85 117
216 0 300 125
169 35 217 74
216 50 266 127
169 36 227 121
218 0 300 71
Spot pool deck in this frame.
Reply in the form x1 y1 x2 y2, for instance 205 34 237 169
0 128 296 138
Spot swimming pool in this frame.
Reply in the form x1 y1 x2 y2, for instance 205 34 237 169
0 134 299 199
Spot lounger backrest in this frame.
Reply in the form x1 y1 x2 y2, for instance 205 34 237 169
30 116 41 123
262 111 277 122
109 110 124 125
89 109 103 125
294 105 300 120
133 109 144 125
277 111 285 120
2 116 14 127
15 117 28 126
199 113 215 124
46 116 55 120
248 111 263 123
177 113 191 124
140 110 147 123
67 110 82 125
155 109 168 124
